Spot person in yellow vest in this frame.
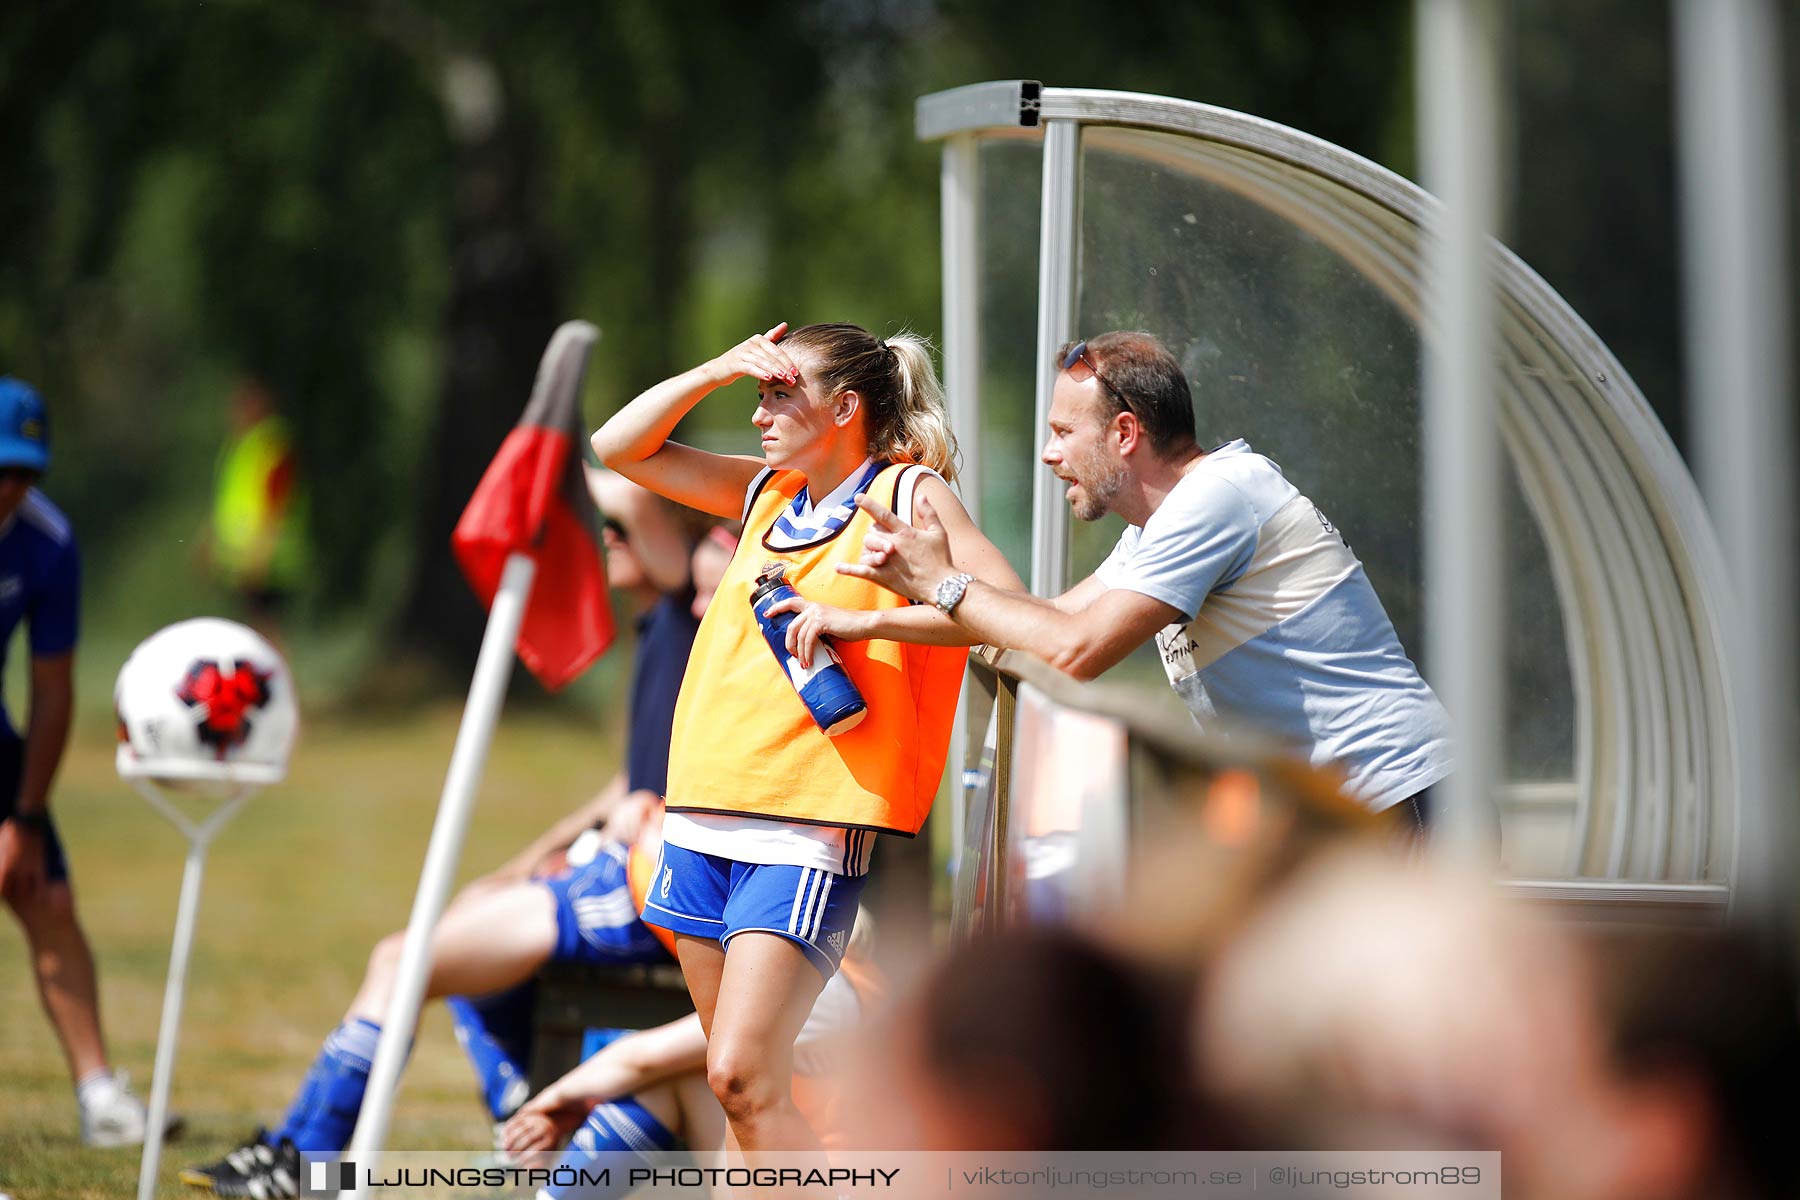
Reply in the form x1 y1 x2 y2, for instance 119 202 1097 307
210 378 308 633
592 322 1019 1152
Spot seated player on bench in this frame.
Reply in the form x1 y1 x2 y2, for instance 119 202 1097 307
182 477 711 1198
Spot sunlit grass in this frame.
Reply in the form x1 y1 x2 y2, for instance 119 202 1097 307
1 704 618 1198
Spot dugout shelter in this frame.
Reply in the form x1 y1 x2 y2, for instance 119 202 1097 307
918 82 1736 928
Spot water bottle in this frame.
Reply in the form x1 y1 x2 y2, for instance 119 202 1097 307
748 564 868 736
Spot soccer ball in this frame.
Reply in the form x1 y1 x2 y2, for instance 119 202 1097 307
115 618 298 786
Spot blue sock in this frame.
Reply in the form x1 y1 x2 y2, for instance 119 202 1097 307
447 990 534 1120
273 1018 387 1152
543 1097 678 1200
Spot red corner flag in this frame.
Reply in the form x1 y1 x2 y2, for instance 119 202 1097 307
452 321 613 690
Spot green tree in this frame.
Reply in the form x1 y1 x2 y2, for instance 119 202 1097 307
0 0 451 626
1 0 1433 688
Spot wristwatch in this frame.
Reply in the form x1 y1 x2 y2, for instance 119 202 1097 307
7 811 51 834
933 572 975 616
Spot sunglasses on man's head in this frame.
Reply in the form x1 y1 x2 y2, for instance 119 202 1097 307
1059 340 1133 414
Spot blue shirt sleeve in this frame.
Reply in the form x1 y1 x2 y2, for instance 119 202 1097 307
27 536 79 657
1093 473 1260 619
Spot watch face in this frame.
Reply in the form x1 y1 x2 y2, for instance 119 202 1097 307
937 574 967 612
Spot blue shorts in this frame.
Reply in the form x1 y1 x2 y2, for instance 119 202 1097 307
0 735 67 884
540 844 672 967
640 843 866 978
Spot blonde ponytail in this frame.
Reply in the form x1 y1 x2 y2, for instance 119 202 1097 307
880 331 960 484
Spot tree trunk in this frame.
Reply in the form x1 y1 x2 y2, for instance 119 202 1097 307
395 81 561 678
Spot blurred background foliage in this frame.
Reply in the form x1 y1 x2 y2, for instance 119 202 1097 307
0 0 1754 719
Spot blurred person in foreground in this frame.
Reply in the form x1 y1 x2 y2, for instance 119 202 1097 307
181 476 706 1198
841 331 1452 832
836 756 1380 1152
839 927 1206 1151
207 376 308 640
1581 930 1800 1200
0 378 161 1146
1197 847 1800 1200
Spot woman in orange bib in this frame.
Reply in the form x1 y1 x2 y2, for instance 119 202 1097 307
592 322 1018 1152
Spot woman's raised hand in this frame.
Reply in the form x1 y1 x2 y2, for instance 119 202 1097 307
711 322 798 386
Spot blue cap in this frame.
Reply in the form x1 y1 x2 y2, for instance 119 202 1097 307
0 378 49 472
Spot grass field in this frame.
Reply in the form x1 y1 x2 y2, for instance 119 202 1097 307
1 702 617 1199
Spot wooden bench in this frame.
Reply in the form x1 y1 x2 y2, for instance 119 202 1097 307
528 961 694 1087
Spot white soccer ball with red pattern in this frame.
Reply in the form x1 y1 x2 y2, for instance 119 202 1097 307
114 618 298 785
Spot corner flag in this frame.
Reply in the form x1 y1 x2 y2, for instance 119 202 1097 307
346 321 606 1196
452 321 612 690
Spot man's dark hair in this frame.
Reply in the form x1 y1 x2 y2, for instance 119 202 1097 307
1056 331 1197 456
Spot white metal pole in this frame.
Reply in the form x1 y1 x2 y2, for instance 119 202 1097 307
135 842 206 1200
136 784 253 1200
943 134 983 526
1672 0 1796 936
1418 0 1504 858
343 551 537 1194
942 133 983 877
1031 119 1082 597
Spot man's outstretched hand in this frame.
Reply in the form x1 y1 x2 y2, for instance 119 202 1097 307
838 492 958 605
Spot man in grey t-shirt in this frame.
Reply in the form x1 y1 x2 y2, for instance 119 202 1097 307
842 331 1452 817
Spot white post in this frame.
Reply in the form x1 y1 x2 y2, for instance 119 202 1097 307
942 134 984 528
135 785 253 1200
1031 118 1082 597
942 132 982 877
1672 0 1796 937
1418 0 1504 858
342 551 537 1194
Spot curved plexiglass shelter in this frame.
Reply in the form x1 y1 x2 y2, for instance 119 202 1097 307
920 82 1734 904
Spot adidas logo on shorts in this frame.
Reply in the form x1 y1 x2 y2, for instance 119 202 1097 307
825 928 847 956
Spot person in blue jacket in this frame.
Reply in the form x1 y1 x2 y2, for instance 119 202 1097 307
0 377 160 1146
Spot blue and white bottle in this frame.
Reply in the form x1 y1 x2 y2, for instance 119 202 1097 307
749 565 868 736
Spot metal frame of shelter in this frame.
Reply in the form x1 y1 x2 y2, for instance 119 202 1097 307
918 80 1736 914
